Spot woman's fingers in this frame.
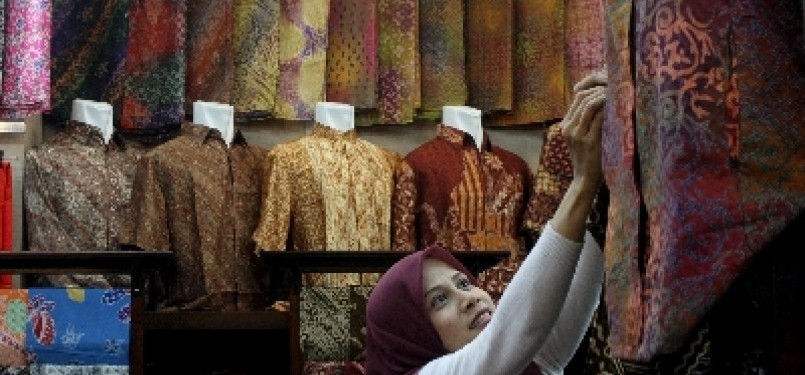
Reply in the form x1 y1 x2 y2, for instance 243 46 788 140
573 68 608 93
563 86 606 139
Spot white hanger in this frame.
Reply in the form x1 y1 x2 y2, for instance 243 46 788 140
442 105 483 150
315 102 355 133
193 101 235 146
71 99 114 144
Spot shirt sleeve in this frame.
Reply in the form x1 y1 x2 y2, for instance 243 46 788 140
252 148 292 251
533 231 604 375
391 160 417 252
419 223 588 375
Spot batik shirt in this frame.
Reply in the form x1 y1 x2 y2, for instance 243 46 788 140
24 120 152 288
392 125 540 301
253 124 401 287
121 122 268 310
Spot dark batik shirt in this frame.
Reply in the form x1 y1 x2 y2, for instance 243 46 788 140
121 122 268 310
24 120 153 287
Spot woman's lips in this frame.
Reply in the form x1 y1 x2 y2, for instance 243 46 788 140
470 309 492 330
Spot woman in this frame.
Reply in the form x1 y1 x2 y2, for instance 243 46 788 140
365 71 607 375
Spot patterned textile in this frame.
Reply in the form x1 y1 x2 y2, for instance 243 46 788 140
391 125 538 301
0 162 11 288
25 288 130 366
0 1 4 93
49 0 129 124
523 124 573 235
326 0 377 109
304 361 365 375
602 0 805 362
119 0 185 130
253 124 401 287
0 289 29 367
299 286 372 361
0 0 51 119
376 0 417 124
232 0 280 116
24 121 152 288
185 1 235 113
121 123 268 311
418 0 466 112
565 0 606 101
275 0 328 120
504 0 566 125
0 288 131 371
466 0 513 112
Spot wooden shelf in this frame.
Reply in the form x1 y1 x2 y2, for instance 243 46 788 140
143 310 290 331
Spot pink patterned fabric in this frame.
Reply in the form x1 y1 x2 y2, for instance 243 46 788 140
1 0 51 118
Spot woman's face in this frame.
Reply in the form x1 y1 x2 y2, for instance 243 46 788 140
422 258 496 352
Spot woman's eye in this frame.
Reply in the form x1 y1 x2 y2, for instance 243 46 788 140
430 293 448 309
457 277 471 289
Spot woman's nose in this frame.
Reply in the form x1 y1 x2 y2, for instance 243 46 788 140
460 292 480 311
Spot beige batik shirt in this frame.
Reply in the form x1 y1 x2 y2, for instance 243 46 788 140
253 124 401 287
121 122 268 310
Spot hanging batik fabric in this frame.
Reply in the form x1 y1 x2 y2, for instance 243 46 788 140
185 1 234 114
275 0 328 120
232 0 280 116
418 0 466 114
119 0 186 130
326 0 377 109
50 0 129 124
466 0 513 112
498 0 566 125
564 0 606 102
376 0 417 124
602 0 805 362
1 0 51 119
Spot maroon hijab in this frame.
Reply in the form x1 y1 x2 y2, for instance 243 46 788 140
365 244 541 375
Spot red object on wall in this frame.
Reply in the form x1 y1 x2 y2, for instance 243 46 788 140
1 161 12 288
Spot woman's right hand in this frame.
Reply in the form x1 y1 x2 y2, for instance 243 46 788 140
549 71 607 242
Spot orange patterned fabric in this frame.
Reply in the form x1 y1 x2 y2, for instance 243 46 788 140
326 0 377 109
253 124 402 286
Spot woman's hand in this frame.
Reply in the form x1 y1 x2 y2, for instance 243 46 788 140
550 70 607 242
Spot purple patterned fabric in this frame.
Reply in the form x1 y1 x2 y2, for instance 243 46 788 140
602 0 805 361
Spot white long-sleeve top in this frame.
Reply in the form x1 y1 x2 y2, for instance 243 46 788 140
419 222 604 375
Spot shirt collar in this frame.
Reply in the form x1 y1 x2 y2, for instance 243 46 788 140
436 124 491 151
310 122 358 140
66 120 126 150
183 122 248 147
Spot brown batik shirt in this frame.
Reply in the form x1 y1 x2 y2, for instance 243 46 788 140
24 120 153 287
392 125 540 301
121 122 268 310
253 124 401 287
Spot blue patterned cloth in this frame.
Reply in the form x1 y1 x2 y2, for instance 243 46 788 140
24 288 130 366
